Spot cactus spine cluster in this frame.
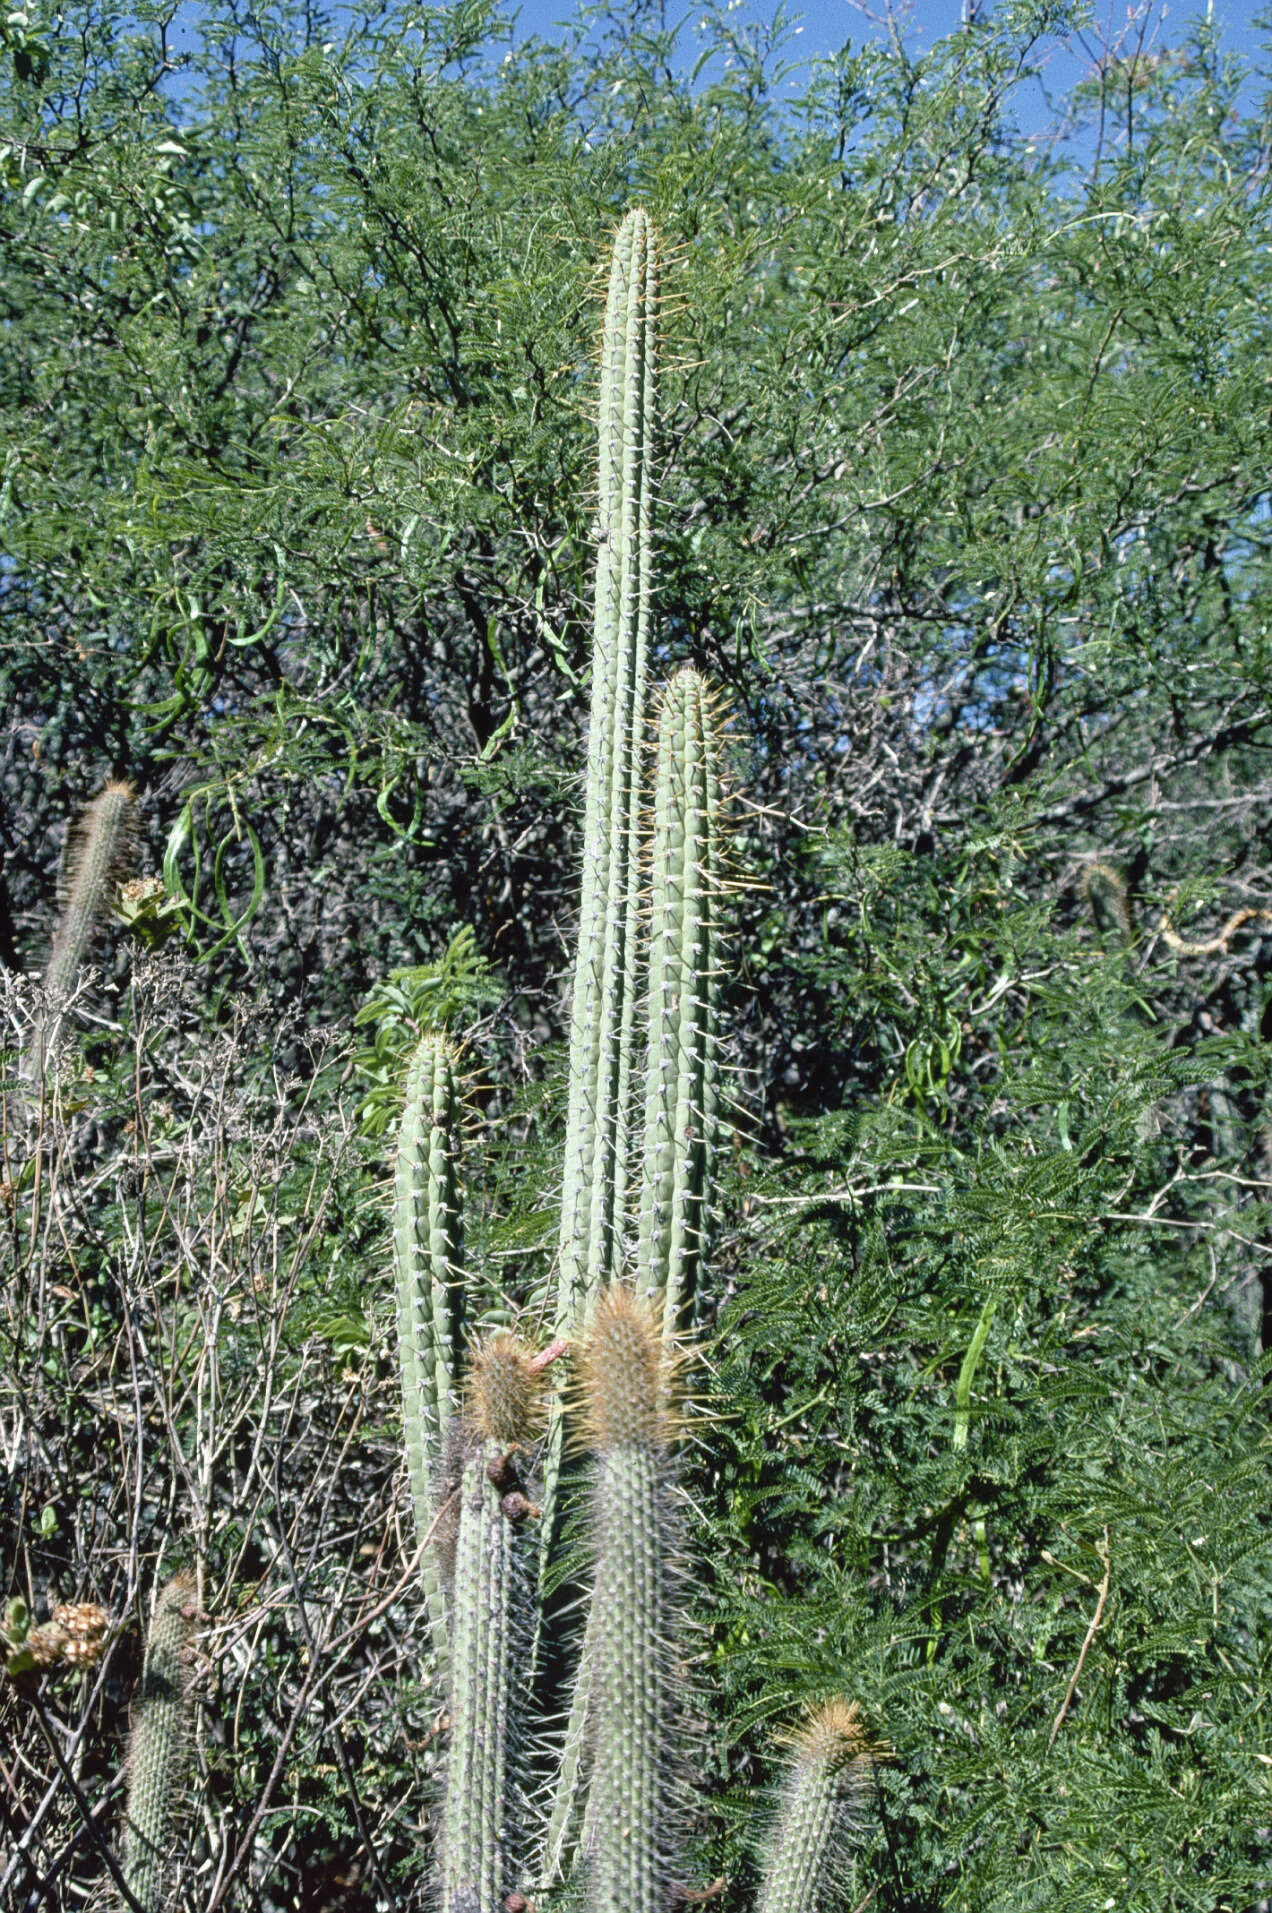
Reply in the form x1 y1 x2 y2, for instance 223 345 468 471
757 1701 877 1913
122 1570 195 1913
394 1033 465 1668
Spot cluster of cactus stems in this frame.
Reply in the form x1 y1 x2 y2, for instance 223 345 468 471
390 209 879 1913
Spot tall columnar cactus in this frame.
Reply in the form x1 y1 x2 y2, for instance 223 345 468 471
555 206 659 1330
440 1334 546 1913
25 779 134 1088
122 1570 195 1913
757 1700 877 1913
637 666 724 1340
390 213 881 1913
579 1286 679 1913
394 1033 465 1668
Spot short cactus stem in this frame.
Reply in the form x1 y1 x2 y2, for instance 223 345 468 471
441 1336 547 1913
122 1570 195 1913
580 1287 679 1913
757 1700 876 1913
394 1033 465 1667
25 779 134 1088
637 666 724 1340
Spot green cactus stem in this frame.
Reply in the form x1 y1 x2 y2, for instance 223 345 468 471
394 1033 465 1669
757 1700 877 1913
539 207 660 1674
441 1334 547 1913
25 779 134 1088
555 207 659 1331
122 1570 195 1913
579 1286 679 1913
637 666 724 1341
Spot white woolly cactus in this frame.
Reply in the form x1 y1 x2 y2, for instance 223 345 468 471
578 1285 683 1913
24 778 135 1090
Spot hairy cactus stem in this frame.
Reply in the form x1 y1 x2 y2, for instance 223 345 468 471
440 1334 548 1913
757 1700 878 1913
637 666 724 1342
122 1570 196 1913
25 779 134 1089
555 206 659 1333
579 1286 681 1913
394 1032 466 1671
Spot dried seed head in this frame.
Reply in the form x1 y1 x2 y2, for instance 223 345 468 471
25 1624 67 1667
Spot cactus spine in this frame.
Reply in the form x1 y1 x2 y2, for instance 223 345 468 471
580 1287 679 1913
394 1033 465 1669
638 667 724 1339
555 206 659 1330
440 1336 546 1913
122 1570 195 1913
757 1701 876 1913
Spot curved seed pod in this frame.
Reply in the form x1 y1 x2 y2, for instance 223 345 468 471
579 1286 680 1913
441 1335 547 1913
637 666 724 1342
394 1033 465 1670
757 1700 877 1913
556 207 659 1332
25 780 134 1088
122 1570 195 1913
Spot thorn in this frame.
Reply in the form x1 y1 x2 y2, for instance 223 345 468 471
529 1336 569 1373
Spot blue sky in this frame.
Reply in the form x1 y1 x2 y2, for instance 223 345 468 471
494 0 1269 132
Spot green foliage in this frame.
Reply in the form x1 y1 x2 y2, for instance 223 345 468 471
355 926 500 1135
